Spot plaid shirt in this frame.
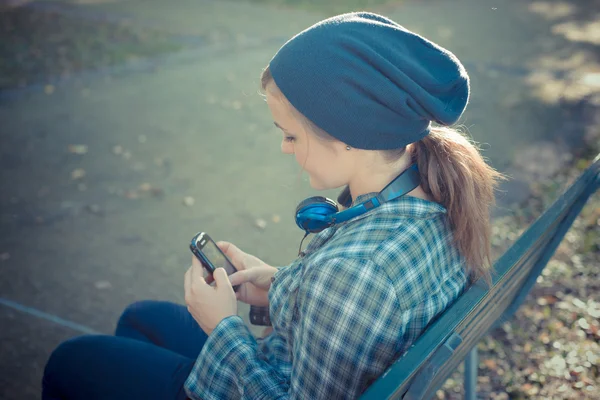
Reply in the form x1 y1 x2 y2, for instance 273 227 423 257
184 193 468 399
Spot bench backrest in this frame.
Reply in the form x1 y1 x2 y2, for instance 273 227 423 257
361 154 600 400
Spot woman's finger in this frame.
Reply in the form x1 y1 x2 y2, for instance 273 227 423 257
184 267 191 303
213 268 233 292
229 269 250 286
216 241 243 268
191 254 203 268
191 262 208 287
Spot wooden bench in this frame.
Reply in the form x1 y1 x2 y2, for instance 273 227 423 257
361 153 600 400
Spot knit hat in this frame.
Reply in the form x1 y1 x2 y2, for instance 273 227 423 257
268 12 470 150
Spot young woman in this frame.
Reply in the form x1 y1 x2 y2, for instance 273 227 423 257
42 11 502 400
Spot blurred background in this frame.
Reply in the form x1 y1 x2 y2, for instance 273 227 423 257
0 0 598 399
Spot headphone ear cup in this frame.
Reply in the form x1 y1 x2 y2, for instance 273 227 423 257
295 196 339 233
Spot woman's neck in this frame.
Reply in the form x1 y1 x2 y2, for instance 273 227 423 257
348 152 432 203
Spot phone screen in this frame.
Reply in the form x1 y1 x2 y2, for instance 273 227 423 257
200 236 237 276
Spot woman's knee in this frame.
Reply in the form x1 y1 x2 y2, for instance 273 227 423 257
116 300 157 329
43 335 103 396
115 300 177 337
46 335 100 371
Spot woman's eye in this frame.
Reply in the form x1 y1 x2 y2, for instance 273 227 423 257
284 136 296 143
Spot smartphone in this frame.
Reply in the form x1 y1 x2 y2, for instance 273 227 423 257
190 232 239 291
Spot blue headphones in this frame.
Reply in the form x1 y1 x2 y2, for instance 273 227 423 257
295 164 421 234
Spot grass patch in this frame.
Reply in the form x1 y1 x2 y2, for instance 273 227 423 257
0 6 184 90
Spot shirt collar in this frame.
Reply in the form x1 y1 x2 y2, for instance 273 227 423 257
338 193 447 226
351 192 379 207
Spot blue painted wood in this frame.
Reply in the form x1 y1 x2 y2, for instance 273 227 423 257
464 348 478 400
403 333 463 400
360 154 600 400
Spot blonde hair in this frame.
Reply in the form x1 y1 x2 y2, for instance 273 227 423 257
261 66 503 286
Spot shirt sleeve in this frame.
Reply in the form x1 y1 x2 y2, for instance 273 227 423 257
184 315 290 400
290 257 404 398
185 257 404 400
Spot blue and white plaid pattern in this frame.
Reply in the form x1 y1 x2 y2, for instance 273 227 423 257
184 194 468 399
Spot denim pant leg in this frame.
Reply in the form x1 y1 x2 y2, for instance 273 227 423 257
114 300 208 359
42 300 208 399
42 335 195 400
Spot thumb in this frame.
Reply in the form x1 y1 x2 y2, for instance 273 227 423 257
216 241 236 255
216 241 242 264
213 268 231 288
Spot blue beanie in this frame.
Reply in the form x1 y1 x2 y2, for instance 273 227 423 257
268 12 470 150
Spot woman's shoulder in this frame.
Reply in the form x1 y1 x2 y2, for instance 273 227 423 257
331 207 452 259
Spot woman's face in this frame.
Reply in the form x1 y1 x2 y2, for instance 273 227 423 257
265 84 353 190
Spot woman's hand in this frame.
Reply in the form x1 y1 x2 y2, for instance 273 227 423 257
184 255 237 336
217 241 277 307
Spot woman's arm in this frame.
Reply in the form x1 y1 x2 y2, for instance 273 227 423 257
184 257 403 400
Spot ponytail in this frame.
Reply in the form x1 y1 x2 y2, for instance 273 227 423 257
412 126 504 286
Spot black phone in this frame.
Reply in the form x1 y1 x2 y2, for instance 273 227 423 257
190 232 239 291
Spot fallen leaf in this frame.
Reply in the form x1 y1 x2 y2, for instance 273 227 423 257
183 196 195 206
149 187 164 197
125 190 139 199
71 168 86 180
484 359 497 370
86 204 102 215
578 318 590 330
94 280 112 290
68 144 88 154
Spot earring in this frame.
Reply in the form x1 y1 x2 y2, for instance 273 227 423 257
346 145 351 151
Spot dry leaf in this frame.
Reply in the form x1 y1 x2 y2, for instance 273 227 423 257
94 280 112 290
68 144 88 155
71 168 86 180
484 359 497 370
125 190 139 199
183 196 195 207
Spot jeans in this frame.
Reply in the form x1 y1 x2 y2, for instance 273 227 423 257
42 300 208 400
